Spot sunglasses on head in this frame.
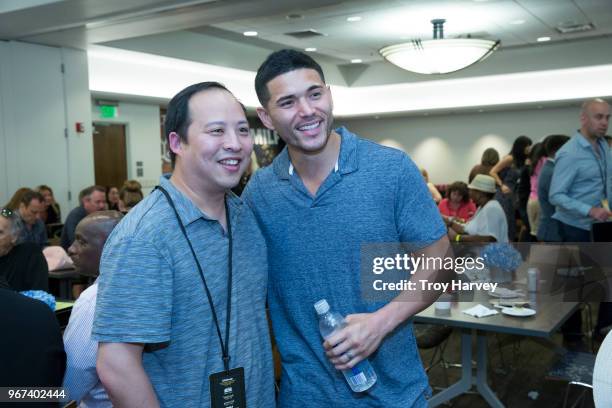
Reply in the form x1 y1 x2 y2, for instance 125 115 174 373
0 208 13 218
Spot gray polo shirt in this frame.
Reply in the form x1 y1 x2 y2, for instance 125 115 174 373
93 176 274 407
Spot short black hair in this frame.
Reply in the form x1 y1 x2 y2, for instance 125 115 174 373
543 134 570 157
255 49 325 107
164 82 244 167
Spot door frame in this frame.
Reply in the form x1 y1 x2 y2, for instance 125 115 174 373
93 120 131 181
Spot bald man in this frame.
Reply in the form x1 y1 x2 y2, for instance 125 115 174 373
62 211 123 407
550 98 611 242
549 98 611 347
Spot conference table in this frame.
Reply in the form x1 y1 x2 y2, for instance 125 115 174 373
55 299 75 329
415 280 580 408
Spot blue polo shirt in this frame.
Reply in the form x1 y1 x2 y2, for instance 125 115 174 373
550 131 612 231
93 176 274 408
243 127 446 407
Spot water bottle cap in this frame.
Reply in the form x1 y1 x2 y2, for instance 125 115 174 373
314 299 329 314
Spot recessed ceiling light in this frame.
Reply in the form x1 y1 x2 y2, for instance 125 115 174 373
347 16 362 22
243 31 258 37
351 59 363 64
510 19 525 25
305 47 317 52
537 36 551 42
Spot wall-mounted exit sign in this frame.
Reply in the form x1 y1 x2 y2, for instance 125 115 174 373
100 105 118 118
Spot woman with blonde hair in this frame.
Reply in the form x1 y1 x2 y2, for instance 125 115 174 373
36 185 61 224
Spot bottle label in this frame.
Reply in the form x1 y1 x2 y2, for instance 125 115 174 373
348 372 367 387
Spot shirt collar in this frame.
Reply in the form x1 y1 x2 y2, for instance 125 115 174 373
576 130 606 151
273 126 359 180
157 175 242 226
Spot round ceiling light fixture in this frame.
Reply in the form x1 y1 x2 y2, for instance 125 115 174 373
379 19 500 75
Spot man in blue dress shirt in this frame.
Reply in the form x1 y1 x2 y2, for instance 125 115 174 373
549 98 611 344
550 98 611 242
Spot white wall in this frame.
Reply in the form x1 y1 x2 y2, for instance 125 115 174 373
338 105 580 184
0 41 93 219
63 47 96 208
91 101 162 195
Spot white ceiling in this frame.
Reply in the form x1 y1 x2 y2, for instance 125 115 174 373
1 0 611 112
3 0 611 65
209 0 612 63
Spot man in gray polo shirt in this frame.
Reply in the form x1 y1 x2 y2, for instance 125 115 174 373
93 82 274 407
244 50 450 407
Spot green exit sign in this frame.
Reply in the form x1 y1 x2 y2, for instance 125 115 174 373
100 105 118 118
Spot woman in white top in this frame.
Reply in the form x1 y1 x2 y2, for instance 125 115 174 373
446 175 508 243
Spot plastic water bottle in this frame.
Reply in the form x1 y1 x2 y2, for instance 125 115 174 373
527 267 539 292
314 299 377 392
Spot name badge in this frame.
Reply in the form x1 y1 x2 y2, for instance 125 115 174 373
209 367 246 408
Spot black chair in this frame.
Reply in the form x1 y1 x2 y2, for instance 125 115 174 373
414 323 453 388
546 351 595 408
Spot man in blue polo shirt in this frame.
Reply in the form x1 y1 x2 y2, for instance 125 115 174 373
93 82 274 407
243 49 450 407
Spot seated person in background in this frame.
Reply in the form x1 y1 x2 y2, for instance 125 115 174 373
0 277 66 403
106 186 120 211
6 188 47 248
446 175 508 243
438 181 477 223
63 211 122 407
37 184 62 225
117 179 144 213
3 187 30 209
61 185 106 250
420 167 443 203
0 207 49 291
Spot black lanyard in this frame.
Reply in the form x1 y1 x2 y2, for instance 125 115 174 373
156 186 233 372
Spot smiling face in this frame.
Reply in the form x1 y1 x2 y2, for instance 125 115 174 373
40 189 53 207
257 68 334 156
171 88 253 194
